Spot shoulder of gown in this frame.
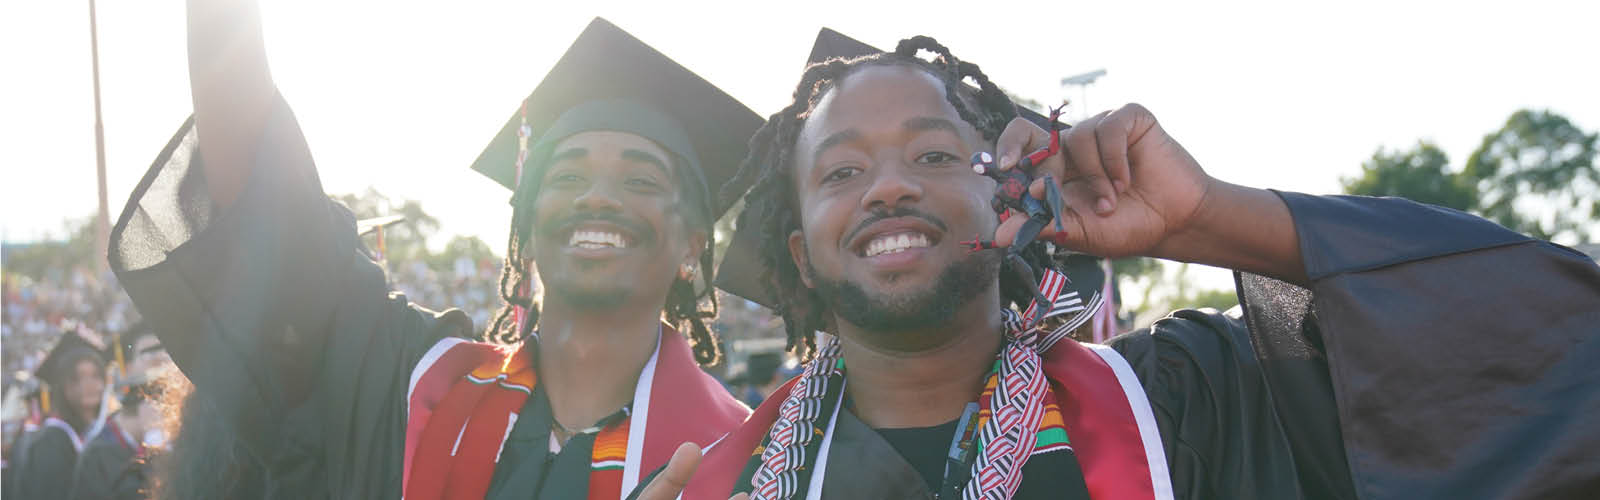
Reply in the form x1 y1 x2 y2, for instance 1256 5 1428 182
1109 307 1340 500
15 426 81 500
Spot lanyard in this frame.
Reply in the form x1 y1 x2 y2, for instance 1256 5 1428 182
936 402 983 499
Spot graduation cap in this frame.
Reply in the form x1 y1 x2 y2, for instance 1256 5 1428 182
36 327 109 384
1040 253 1109 340
715 29 1104 330
468 17 764 218
357 215 407 236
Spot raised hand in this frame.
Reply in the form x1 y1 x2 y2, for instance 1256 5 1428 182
187 0 280 209
991 103 1210 258
991 103 1307 284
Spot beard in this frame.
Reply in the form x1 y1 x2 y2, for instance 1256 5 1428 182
810 250 1000 334
543 267 632 310
548 285 629 310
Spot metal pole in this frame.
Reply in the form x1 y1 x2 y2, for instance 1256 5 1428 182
89 0 110 267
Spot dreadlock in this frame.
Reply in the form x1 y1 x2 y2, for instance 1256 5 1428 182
722 35 1056 360
484 148 724 366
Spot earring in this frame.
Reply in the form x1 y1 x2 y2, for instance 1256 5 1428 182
678 263 697 281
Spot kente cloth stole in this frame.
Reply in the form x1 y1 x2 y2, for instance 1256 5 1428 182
743 267 1082 500
405 341 633 500
733 357 1070 498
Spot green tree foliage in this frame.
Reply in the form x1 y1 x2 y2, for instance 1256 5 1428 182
2 218 100 280
1341 142 1476 211
1340 109 1597 245
428 235 499 271
1464 110 1598 243
1168 288 1239 313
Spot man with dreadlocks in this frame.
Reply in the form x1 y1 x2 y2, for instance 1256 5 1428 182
107 1 758 497
631 29 1600 500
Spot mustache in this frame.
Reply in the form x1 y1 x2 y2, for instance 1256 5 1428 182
536 210 655 243
842 206 950 247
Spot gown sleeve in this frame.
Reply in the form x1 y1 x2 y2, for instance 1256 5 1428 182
1113 193 1600 500
107 96 474 498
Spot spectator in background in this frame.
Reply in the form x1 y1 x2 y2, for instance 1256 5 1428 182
10 328 108 500
733 353 784 407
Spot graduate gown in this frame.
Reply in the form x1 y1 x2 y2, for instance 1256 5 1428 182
69 419 149 500
107 95 748 499
9 419 85 500
675 193 1600 500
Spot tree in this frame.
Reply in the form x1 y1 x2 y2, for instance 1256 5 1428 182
1 217 100 280
1464 110 1599 243
1341 141 1476 211
428 235 499 272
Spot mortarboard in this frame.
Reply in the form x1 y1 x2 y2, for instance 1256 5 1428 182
468 17 764 219
714 29 1105 329
356 215 408 237
35 327 109 386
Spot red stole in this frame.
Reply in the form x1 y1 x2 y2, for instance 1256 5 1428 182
684 340 1172 500
403 325 750 500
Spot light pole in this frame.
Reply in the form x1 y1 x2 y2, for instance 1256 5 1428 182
89 0 110 268
1060 69 1107 120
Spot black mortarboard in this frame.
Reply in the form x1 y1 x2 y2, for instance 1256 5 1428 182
468 17 764 217
36 327 108 386
356 215 407 237
715 29 1089 315
1046 253 1108 336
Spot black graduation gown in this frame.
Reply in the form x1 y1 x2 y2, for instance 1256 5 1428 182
69 424 147 500
10 425 81 500
1107 192 1600 500
664 191 1599 500
108 98 473 498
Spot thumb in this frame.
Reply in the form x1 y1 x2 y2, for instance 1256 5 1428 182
637 443 703 500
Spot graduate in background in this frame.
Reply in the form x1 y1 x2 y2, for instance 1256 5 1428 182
10 328 109 500
107 1 759 498
632 29 1600 500
69 323 171 500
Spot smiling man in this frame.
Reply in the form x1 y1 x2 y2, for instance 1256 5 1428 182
630 30 1600 500
107 2 758 498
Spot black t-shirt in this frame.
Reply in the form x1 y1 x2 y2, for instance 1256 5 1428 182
875 420 960 493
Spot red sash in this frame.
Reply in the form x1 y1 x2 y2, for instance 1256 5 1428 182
684 340 1172 499
404 326 750 500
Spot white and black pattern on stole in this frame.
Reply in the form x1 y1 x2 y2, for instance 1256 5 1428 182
750 341 843 500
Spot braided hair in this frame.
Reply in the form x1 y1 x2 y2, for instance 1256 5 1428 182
484 148 724 366
723 35 1056 359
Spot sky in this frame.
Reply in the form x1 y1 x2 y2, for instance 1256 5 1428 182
3 0 1597 291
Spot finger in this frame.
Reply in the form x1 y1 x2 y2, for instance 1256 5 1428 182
1062 110 1117 214
993 206 1070 250
730 494 751 500
1095 107 1135 195
994 117 1049 171
993 213 1028 248
638 443 702 500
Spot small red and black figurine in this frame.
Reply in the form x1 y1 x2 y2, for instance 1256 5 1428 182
962 104 1070 305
